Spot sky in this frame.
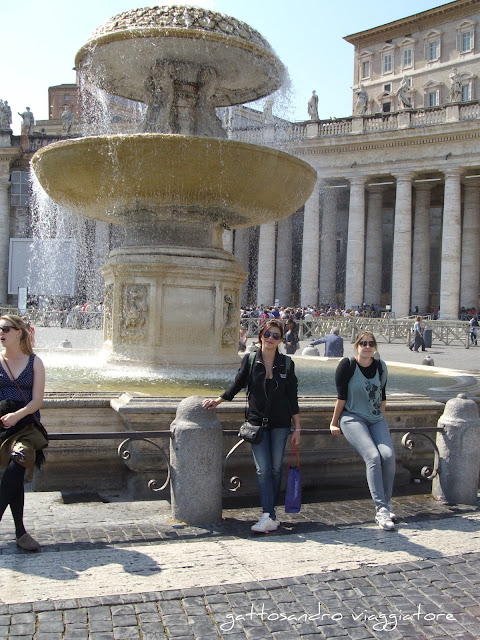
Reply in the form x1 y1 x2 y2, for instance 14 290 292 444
2 0 443 134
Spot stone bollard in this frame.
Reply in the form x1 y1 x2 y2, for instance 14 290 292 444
302 346 319 356
422 355 434 366
432 393 480 505
170 395 223 524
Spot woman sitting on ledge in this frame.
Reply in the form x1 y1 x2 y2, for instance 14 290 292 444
329 331 396 531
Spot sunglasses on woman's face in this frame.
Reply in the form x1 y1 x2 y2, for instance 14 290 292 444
0 326 14 333
359 340 376 347
263 330 282 340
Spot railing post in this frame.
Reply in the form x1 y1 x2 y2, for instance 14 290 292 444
170 396 223 524
432 393 480 505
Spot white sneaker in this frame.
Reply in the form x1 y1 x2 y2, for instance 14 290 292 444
387 502 398 522
375 508 395 531
251 513 279 533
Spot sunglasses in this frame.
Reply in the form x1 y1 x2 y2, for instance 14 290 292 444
359 340 376 347
0 326 15 333
263 330 282 340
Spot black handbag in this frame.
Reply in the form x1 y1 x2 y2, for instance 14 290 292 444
238 420 264 444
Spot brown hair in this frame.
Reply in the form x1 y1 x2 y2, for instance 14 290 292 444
354 331 377 350
0 315 34 355
258 319 285 343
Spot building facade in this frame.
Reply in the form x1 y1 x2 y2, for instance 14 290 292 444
227 0 480 319
0 0 479 319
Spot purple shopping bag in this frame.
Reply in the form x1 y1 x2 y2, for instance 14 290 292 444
285 442 301 513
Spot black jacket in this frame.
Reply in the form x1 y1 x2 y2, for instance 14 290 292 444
222 351 299 428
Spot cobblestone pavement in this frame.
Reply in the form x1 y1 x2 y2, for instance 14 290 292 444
1 490 480 639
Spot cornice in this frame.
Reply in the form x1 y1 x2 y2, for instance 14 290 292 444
285 127 480 157
344 0 479 49
0 147 21 164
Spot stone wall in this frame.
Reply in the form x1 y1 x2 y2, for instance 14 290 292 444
29 393 445 500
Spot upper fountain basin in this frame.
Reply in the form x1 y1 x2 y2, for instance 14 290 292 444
75 5 286 106
31 134 317 227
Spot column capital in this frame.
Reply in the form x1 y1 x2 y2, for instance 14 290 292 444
348 175 367 186
394 172 415 183
443 167 464 179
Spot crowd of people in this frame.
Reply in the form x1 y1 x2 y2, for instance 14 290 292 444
241 303 383 322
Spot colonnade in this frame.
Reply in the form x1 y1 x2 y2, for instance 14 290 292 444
231 169 480 319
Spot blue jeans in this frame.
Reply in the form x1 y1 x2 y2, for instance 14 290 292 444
251 427 290 519
339 412 395 512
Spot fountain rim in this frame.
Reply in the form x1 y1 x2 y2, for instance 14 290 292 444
32 132 316 172
30 133 317 227
75 27 281 67
74 27 286 105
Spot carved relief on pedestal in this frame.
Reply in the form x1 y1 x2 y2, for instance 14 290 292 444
222 291 239 346
103 283 113 342
120 284 149 341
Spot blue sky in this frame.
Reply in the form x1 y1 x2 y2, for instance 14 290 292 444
2 0 441 133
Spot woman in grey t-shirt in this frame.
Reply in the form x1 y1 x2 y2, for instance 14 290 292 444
329 331 396 531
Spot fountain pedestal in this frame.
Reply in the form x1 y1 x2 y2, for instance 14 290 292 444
102 245 245 366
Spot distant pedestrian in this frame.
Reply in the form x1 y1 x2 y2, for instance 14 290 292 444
409 316 426 352
309 328 344 357
470 317 479 346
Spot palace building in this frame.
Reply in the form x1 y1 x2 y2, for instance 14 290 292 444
0 0 479 319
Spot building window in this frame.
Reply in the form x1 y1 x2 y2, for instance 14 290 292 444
462 31 472 51
428 40 440 61
10 171 30 208
428 91 439 107
361 60 370 80
456 22 475 54
403 48 413 69
384 83 392 93
382 102 391 113
462 83 471 101
63 94 70 103
383 52 393 74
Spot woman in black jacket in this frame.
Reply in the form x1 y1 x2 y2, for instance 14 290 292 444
203 319 301 532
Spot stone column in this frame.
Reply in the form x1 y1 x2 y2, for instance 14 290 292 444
234 228 250 306
222 229 233 253
0 178 10 304
275 216 292 306
432 393 480 505
319 188 337 306
363 185 385 306
391 173 414 318
300 181 320 306
410 183 432 313
460 179 480 309
345 177 366 309
440 169 463 320
256 221 276 306
170 396 223 524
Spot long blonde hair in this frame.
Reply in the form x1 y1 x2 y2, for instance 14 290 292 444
0 315 34 355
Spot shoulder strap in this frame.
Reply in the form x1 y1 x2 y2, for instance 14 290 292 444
285 355 291 374
248 351 256 380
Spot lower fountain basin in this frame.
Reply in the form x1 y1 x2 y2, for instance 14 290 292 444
31 134 317 228
41 351 459 399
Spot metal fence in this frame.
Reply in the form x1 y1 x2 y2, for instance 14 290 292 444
243 316 472 347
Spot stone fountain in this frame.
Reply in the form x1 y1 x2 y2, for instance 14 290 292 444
32 5 316 367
